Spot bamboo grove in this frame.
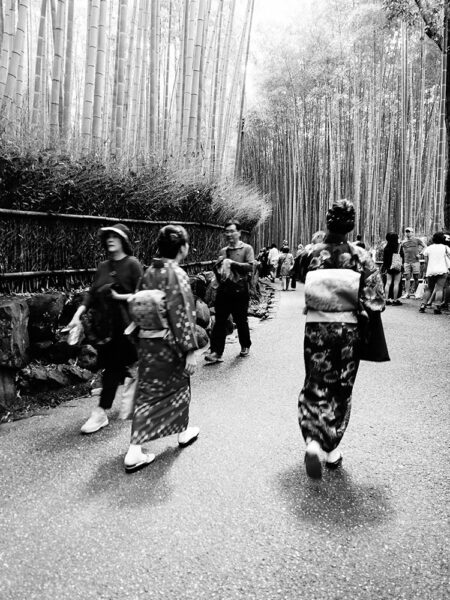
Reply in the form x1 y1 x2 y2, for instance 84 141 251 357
0 0 255 178
242 0 447 248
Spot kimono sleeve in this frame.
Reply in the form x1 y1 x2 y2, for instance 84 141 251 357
360 251 385 312
166 267 199 353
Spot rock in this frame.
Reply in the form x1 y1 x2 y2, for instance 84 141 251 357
47 340 79 364
17 363 82 393
0 367 16 409
0 296 30 368
29 337 79 364
60 364 92 383
46 366 71 388
189 274 207 300
195 298 210 329
59 292 86 326
27 292 66 343
78 344 98 371
195 325 209 349
29 340 53 358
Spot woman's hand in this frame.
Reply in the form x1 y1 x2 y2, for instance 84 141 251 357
111 290 133 301
184 351 197 376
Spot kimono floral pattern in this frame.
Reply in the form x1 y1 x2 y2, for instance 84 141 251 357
130 259 198 445
298 322 360 452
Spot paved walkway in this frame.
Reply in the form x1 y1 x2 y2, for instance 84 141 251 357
1 286 449 600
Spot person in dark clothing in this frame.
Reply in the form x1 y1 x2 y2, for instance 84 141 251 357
204 219 255 363
68 223 143 434
381 232 404 305
355 234 366 249
256 247 270 278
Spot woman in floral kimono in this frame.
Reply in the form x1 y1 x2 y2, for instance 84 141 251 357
124 225 199 472
299 200 386 479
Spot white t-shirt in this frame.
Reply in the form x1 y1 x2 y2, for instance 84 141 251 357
268 248 279 265
423 244 450 276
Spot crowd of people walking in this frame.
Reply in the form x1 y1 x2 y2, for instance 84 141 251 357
67 207 450 479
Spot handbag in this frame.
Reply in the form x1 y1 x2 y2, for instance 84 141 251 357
358 308 390 362
118 372 137 420
345 244 390 362
390 245 402 272
81 303 114 346
414 281 425 300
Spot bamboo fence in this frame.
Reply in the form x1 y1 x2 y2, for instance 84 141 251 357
0 208 249 293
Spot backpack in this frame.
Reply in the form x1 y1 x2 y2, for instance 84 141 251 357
390 245 402 272
129 289 169 330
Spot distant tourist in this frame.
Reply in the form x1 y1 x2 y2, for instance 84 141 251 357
123 225 199 472
290 244 306 290
419 231 450 315
277 239 289 278
278 246 294 291
382 232 404 305
400 227 426 299
67 223 143 434
256 246 270 278
355 234 366 249
267 243 279 282
298 200 386 479
204 219 255 364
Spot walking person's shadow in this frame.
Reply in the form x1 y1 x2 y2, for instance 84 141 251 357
277 465 393 530
84 445 183 508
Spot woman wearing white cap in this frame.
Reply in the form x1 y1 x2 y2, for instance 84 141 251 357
68 223 143 434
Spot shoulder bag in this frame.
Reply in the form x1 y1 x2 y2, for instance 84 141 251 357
390 244 402 272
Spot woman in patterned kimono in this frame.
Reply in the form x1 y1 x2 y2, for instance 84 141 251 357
299 200 386 479
124 225 199 473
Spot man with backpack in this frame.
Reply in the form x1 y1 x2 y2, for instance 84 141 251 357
204 219 255 364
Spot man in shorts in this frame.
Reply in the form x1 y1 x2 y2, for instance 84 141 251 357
401 227 426 298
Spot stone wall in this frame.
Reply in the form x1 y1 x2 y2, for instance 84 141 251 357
0 272 221 415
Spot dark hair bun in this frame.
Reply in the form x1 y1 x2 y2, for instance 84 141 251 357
326 199 355 234
157 225 189 259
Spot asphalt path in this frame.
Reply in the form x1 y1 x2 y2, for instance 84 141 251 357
1 285 449 600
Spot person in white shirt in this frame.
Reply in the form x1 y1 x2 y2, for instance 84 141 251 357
267 243 279 282
419 231 450 315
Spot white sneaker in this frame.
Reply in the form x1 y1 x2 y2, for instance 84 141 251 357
124 450 155 473
326 448 343 468
401 293 409 299
80 407 109 434
178 426 200 447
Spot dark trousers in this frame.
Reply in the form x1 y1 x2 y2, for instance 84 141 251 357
97 334 137 410
210 290 251 356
